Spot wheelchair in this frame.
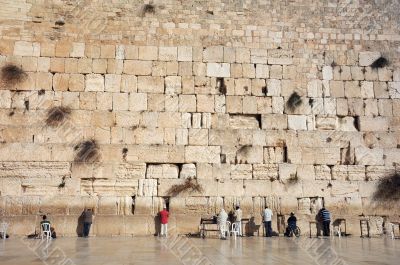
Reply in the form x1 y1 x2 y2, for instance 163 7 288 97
285 225 301 237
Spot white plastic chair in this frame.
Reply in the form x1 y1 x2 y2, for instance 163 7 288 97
41 223 52 240
330 224 342 238
0 222 8 241
231 222 240 239
218 221 230 239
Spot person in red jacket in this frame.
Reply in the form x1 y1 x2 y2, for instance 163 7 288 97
159 206 169 237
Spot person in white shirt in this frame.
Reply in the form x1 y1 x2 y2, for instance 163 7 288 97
234 206 243 236
263 206 273 237
217 209 228 239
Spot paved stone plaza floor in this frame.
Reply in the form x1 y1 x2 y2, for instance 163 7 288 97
0 236 399 265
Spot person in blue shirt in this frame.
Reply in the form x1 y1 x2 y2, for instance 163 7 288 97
318 207 331 236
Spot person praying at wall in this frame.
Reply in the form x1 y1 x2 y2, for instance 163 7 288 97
234 205 243 236
82 209 94 238
217 208 228 240
159 206 169 237
318 207 331 236
263 206 273 237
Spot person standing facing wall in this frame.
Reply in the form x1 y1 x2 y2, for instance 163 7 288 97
159 206 169 237
263 206 273 237
82 209 94 238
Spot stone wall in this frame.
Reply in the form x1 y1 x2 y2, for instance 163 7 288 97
0 0 399 236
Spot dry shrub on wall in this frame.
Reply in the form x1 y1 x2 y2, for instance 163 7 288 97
45 106 71 127
167 177 204 196
74 139 101 163
286 92 302 112
373 173 400 202
371 57 389 69
140 4 155 17
0 64 27 87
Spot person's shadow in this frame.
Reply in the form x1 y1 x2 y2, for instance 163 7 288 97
76 211 84 237
153 214 161 236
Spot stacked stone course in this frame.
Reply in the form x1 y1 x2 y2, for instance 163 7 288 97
0 0 399 236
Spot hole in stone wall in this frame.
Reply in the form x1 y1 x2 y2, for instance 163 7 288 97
122 147 128 161
262 86 268 95
353 116 360 131
24 100 29 110
220 154 226 163
216 77 227 95
283 146 288 163
163 197 170 211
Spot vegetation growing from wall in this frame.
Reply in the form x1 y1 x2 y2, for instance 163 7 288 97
45 106 71 127
167 177 204 196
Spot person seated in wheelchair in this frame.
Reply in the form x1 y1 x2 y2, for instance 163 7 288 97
284 212 297 237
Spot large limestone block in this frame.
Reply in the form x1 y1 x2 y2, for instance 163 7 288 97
113 162 146 179
366 166 395 181
359 52 381 67
126 145 185 163
296 165 315 181
138 179 157 197
185 146 220 163
211 163 231 179
279 163 297 182
359 117 389 131
229 115 260 129
389 82 400 98
146 164 179 179
98 196 118 215
330 181 359 197
384 149 400 166
137 76 164 93
85 74 104 92
288 115 307 130
0 162 70 178
124 216 153 236
261 114 287 130
123 60 152 75
302 180 331 197
331 165 349 181
235 146 263 164
355 146 384 165
315 116 337 130
315 165 331 180
347 165 366 181
0 143 52 161
134 197 154 215
244 180 271 196
218 179 244 196
203 46 223 62
165 76 182 94
230 164 252 179
180 163 196 179
206 63 230 77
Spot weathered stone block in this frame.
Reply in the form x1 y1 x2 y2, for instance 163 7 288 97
206 63 230 77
